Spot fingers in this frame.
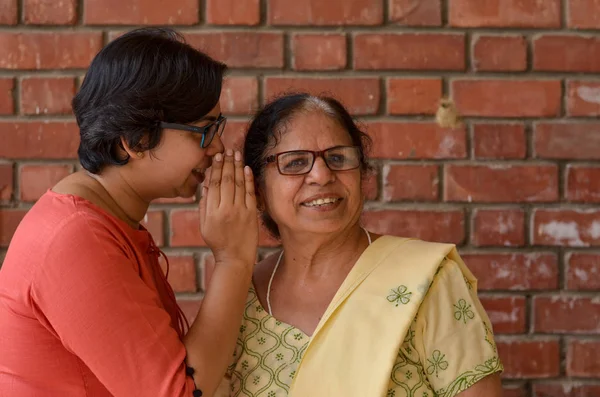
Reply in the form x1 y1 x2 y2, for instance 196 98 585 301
233 151 246 206
244 166 257 209
198 184 208 229
220 149 235 206
206 152 223 212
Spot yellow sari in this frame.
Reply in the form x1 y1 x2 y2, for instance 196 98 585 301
225 236 502 397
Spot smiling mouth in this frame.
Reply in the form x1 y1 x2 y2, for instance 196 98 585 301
301 197 342 207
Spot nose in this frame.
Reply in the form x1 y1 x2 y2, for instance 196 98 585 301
206 133 225 156
304 156 335 186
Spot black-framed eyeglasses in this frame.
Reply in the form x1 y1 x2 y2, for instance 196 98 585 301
160 115 227 148
265 145 362 175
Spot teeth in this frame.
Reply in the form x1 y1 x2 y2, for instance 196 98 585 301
303 197 340 207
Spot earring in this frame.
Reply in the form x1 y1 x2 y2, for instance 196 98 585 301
136 151 144 158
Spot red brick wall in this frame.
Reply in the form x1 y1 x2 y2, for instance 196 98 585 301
1 1 600 395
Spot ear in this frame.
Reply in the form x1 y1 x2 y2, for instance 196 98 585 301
119 137 144 160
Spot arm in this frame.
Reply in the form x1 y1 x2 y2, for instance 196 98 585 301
456 373 503 397
184 150 258 396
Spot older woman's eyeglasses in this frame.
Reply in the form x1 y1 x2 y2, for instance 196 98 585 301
160 115 227 148
265 146 361 175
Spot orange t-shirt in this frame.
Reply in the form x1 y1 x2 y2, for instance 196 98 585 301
0 190 196 396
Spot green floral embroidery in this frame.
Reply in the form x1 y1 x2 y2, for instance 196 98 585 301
241 360 249 370
436 357 502 397
387 390 396 397
406 370 412 379
240 325 246 333
289 370 296 379
293 332 303 341
483 321 497 353
454 299 475 324
255 305 264 312
426 350 449 378
387 285 412 306
276 353 284 361
464 276 473 290
423 393 429 397
258 337 266 345
275 320 282 326
253 375 261 385
268 392 276 397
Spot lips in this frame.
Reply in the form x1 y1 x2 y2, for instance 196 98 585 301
300 194 343 207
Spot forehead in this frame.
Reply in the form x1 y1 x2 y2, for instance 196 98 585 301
270 110 353 153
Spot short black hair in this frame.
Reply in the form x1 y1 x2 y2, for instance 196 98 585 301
73 27 227 173
243 93 372 239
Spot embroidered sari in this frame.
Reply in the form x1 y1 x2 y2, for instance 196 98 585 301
224 236 503 397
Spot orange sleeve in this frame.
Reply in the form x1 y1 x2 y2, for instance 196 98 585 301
30 212 196 397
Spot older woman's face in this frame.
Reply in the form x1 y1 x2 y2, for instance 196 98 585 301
261 110 363 238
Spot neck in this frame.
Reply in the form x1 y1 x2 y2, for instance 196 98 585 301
86 168 149 229
277 225 368 281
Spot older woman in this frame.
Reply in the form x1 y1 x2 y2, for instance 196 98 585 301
0 28 258 396
221 93 503 397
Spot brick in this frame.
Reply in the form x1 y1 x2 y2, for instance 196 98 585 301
472 35 527 72
19 164 72 202
159 254 198 293
24 0 77 24
354 33 465 71
566 253 600 290
0 163 13 201
170 210 206 247
140 211 164 247
186 32 284 69
264 77 380 115
291 34 347 71
268 0 383 26
533 383 600 397
567 339 600 377
567 81 600 117
0 78 14 115
387 78 442 115
473 124 526 159
0 0 17 25
361 210 464 244
533 209 600 247
480 296 526 334
0 210 26 247
534 35 600 73
367 122 467 159
449 0 561 28
502 385 528 397
84 0 199 25
0 122 79 159
452 79 561 117
472 209 525 247
566 165 600 203
535 122 600 160
389 0 441 26
206 0 260 25
534 296 600 333
221 77 258 116
20 77 75 115
363 169 379 201
382 164 439 201
568 0 600 29
497 339 560 378
462 253 559 290
176 298 202 323
0 33 103 70
444 164 558 203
